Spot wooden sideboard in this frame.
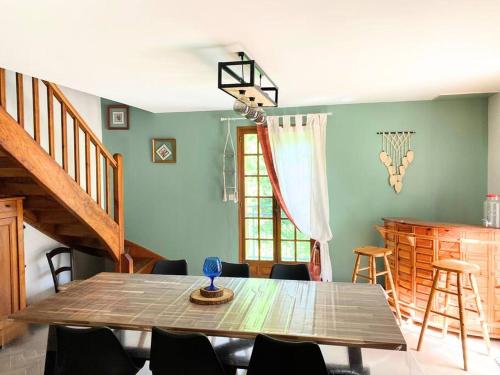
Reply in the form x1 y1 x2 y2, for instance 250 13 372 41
380 217 500 338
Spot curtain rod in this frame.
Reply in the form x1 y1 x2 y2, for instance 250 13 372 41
220 112 332 122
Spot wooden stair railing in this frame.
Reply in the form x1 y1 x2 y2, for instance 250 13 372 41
0 68 124 265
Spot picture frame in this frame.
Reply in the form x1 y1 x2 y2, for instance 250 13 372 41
152 138 176 163
107 105 129 130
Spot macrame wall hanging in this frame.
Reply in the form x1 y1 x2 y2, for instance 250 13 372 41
378 131 415 194
223 119 238 202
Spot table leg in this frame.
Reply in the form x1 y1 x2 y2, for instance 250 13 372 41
44 325 56 375
348 347 363 373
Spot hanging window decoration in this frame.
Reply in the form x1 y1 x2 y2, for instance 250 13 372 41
223 119 238 202
378 131 415 194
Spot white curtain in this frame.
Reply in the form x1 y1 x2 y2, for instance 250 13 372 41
267 114 333 281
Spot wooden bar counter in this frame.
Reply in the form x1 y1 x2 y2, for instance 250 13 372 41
380 218 500 338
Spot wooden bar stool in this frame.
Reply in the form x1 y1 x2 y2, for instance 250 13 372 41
352 246 402 324
417 259 491 371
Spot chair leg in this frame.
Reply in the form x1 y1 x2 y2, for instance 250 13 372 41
352 254 361 283
417 269 440 351
383 255 402 325
470 273 491 354
442 271 451 338
457 273 468 371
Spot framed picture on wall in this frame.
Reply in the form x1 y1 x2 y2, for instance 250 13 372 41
107 105 129 130
152 138 176 163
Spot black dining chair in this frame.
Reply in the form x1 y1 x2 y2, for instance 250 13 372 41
151 259 188 275
269 263 311 281
247 334 329 375
150 327 226 375
54 325 144 375
46 247 74 293
220 261 250 278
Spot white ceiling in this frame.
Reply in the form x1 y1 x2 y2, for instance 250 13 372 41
1 0 500 113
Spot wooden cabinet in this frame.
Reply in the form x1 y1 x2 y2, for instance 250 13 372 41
0 197 25 322
382 217 500 337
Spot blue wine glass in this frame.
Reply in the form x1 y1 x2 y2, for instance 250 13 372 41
203 257 222 291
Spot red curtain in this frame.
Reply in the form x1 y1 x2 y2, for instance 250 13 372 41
256 125 321 281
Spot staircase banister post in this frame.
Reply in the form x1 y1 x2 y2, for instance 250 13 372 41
113 153 125 265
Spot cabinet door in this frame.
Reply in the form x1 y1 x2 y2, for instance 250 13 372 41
0 217 16 316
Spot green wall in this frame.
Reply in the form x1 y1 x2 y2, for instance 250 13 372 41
102 98 488 280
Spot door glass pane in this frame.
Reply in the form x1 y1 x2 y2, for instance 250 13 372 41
244 134 258 154
297 241 311 262
246 240 258 260
260 198 273 218
260 240 273 260
281 241 295 262
245 219 258 239
259 176 272 196
245 198 258 218
258 155 267 175
259 219 273 239
297 230 309 241
281 219 295 240
245 177 258 196
244 155 258 175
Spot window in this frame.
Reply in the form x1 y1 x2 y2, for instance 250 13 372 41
238 126 312 277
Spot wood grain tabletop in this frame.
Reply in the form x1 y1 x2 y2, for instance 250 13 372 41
9 272 406 350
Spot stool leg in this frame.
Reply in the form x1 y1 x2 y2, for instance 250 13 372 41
469 273 491 353
368 256 373 284
417 269 440 351
371 256 377 284
352 254 361 283
457 273 468 371
383 254 402 325
442 271 451 338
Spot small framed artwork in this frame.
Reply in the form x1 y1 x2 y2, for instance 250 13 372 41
107 105 129 130
152 138 176 163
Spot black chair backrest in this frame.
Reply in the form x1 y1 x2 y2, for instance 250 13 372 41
150 327 226 375
269 263 311 281
55 325 140 375
151 259 188 275
46 247 73 293
220 261 250 278
247 334 328 375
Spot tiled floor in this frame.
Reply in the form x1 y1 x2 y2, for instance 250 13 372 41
0 322 499 374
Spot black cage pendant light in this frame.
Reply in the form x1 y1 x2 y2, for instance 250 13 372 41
218 52 279 108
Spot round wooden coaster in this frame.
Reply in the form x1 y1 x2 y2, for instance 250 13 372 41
200 287 224 298
190 288 234 305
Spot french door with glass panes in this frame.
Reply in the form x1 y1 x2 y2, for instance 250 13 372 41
237 126 312 277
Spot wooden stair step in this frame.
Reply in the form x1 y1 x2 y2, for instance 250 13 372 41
0 156 22 167
24 197 61 210
56 224 94 237
35 211 78 224
0 181 47 195
132 257 157 274
0 168 29 177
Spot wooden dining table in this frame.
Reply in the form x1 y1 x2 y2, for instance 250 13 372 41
9 272 406 373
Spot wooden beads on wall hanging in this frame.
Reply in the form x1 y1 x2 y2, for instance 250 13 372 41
377 131 415 194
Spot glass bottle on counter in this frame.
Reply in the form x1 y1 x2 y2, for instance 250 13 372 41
483 194 500 228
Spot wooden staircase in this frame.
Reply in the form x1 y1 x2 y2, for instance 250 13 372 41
0 68 161 271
